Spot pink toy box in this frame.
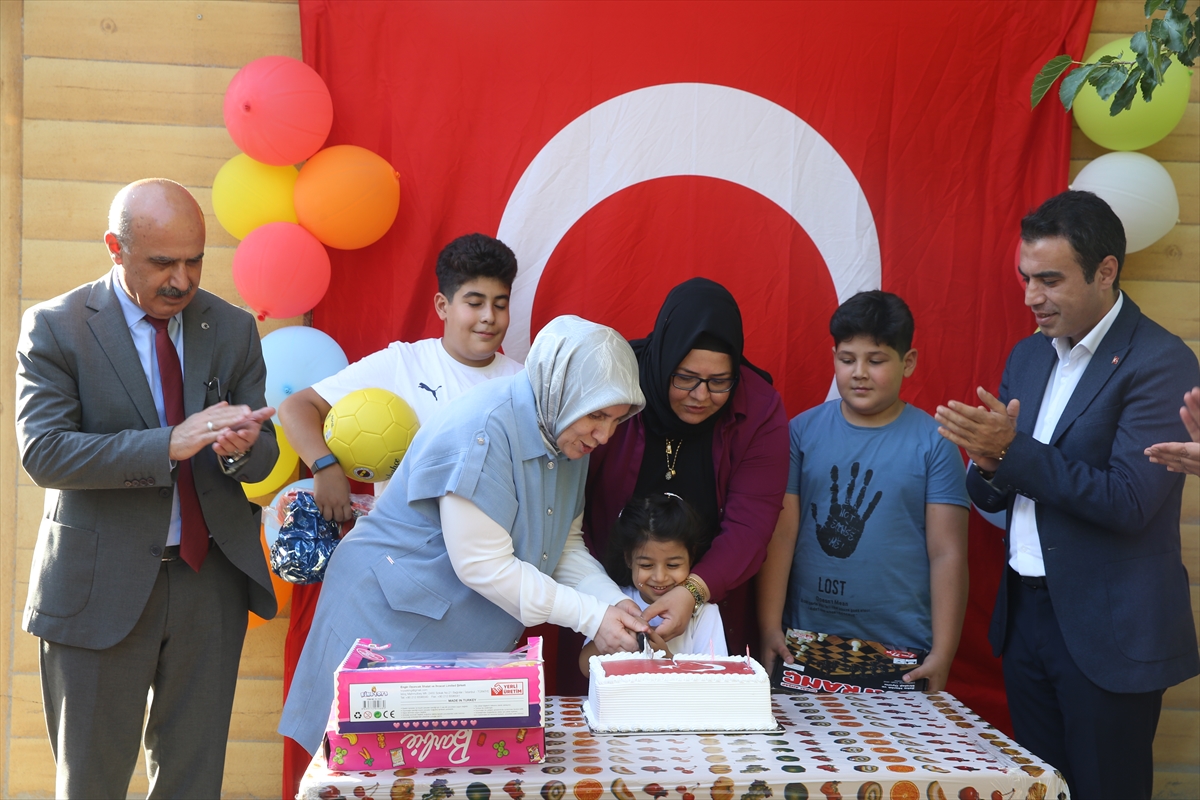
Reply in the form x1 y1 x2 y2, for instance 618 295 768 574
322 637 546 770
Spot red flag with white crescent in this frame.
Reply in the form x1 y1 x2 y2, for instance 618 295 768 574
296 0 1094 733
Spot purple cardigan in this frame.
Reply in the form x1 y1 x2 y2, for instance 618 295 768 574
582 365 789 602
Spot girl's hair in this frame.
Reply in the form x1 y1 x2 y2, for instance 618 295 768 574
603 494 711 587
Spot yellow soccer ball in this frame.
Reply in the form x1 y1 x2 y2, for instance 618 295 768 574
322 388 420 482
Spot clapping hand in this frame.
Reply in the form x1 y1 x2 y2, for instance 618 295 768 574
935 387 1019 472
169 402 274 461
1146 387 1200 476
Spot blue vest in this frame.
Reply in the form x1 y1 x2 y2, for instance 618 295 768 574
280 374 585 753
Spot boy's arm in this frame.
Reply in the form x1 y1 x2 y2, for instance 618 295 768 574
904 502 969 692
756 494 800 673
278 387 355 523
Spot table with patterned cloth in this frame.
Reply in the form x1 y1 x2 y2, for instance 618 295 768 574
298 692 1067 800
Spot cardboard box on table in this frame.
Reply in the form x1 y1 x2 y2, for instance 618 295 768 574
770 629 929 694
323 637 546 770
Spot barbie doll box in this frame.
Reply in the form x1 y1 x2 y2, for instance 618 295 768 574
333 637 545 735
326 637 545 769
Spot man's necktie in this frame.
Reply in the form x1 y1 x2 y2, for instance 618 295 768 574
146 315 209 571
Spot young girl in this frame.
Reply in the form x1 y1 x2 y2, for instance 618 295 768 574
579 493 727 675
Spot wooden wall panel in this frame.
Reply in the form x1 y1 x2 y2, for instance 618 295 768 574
0 0 22 788
23 179 240 248
1123 225 1200 283
23 119 239 186
1122 280 1200 340
1164 673 1199 711
7 2 300 797
24 57 237 126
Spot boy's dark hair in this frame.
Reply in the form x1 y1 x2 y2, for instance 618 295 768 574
1020 190 1125 290
829 290 914 355
603 494 711 588
435 233 518 299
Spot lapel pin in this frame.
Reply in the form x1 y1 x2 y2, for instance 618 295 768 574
1111 356 1119 365
201 322 210 330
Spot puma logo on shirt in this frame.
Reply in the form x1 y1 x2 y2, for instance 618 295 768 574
419 383 442 401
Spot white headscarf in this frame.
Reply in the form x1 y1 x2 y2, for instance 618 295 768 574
525 315 645 455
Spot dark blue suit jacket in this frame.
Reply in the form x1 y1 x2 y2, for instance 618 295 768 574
968 296 1199 694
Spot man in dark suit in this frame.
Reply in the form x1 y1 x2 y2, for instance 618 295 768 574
15 179 279 798
934 190 1199 799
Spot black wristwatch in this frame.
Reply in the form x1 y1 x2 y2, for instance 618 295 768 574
312 453 340 473
219 447 252 476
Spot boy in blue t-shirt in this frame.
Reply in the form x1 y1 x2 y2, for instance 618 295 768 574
757 291 969 691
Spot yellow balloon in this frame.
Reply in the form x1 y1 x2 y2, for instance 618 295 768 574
212 153 299 240
242 425 301 498
1073 37 1192 151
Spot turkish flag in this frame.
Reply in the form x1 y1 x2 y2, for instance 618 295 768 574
288 0 1093 783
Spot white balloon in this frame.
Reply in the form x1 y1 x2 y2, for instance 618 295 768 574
261 326 349 419
1070 152 1179 253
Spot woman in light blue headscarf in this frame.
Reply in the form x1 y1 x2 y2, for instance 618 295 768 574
280 316 648 755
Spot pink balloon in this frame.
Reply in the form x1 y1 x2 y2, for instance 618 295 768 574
223 56 333 166
232 222 331 320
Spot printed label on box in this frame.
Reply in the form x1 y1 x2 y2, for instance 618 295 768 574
348 678 530 721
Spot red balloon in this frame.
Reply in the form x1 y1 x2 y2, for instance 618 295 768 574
232 222 331 320
223 56 333 166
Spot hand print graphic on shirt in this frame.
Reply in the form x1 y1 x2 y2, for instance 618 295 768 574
811 462 882 558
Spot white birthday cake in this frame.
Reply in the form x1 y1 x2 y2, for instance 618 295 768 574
583 651 776 732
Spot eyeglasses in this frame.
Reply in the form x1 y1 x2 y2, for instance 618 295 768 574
670 373 735 393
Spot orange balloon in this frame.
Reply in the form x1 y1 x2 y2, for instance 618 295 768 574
294 145 400 250
249 522 294 630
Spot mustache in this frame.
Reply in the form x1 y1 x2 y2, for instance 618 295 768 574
157 284 194 299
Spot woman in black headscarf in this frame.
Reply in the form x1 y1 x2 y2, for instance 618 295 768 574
561 278 788 689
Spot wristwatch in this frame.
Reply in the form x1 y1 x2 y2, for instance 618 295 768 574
219 447 252 476
312 453 340 473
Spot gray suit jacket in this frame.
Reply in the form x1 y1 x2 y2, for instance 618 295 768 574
16 272 279 650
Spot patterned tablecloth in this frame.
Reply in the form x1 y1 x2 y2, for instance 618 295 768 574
299 692 1068 800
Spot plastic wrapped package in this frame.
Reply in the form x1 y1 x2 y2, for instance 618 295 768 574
269 488 374 584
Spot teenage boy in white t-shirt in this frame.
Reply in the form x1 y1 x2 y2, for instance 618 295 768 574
280 233 523 522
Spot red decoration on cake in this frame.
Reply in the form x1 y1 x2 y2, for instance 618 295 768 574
600 659 755 677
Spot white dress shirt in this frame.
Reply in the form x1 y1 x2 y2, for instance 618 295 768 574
114 270 185 547
1008 292 1124 576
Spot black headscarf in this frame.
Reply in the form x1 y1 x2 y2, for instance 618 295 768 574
630 277 770 439
629 278 772 539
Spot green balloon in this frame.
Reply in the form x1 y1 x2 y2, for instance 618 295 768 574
1073 37 1192 151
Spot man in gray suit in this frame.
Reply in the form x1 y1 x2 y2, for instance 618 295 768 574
15 179 279 798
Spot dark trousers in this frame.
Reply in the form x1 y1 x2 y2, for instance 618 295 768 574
1003 569 1163 799
40 544 249 799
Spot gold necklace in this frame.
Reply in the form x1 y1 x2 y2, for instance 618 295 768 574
665 438 682 481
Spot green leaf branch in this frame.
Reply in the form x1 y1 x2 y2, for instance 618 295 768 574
1031 0 1198 115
